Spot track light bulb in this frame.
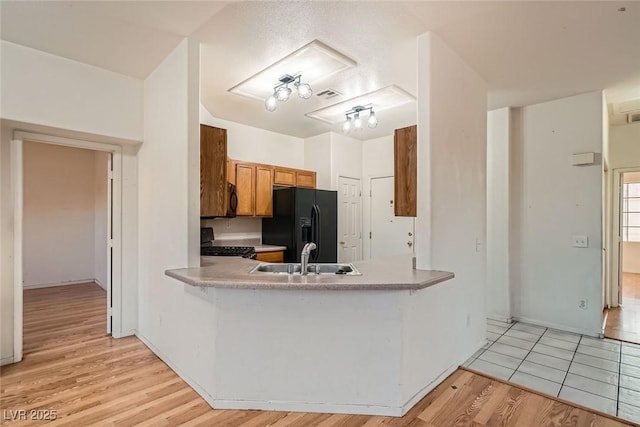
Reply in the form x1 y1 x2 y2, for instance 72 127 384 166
353 113 363 130
342 116 352 133
265 95 278 112
276 86 291 101
367 110 378 128
296 83 312 99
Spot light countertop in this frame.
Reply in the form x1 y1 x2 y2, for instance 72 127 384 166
166 254 454 291
211 239 285 253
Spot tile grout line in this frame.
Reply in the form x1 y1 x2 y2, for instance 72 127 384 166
557 334 583 398
616 340 622 417
479 319 517 361
507 325 548 384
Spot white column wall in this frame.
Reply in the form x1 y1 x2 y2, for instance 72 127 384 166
511 92 603 335
486 108 512 321
406 31 487 402
137 39 218 403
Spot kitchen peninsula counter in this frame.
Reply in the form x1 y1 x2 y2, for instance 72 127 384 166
163 254 464 417
166 255 453 291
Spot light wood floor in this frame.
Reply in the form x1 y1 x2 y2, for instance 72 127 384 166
605 272 640 344
1 284 634 426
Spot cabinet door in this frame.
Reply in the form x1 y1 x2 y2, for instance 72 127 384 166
394 125 417 217
295 170 316 188
235 163 255 216
255 164 274 217
227 158 236 185
200 125 227 217
273 167 296 186
255 251 284 263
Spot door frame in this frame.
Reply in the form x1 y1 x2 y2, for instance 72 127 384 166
610 166 640 308
11 131 123 363
337 175 362 262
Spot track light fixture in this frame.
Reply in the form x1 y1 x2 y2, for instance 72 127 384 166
265 74 312 112
341 105 378 133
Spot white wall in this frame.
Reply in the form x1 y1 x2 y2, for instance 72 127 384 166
406 32 487 402
610 122 640 170
511 91 603 335
200 104 304 168
94 151 109 289
0 40 143 360
330 132 363 191
486 108 511 321
304 133 332 191
0 41 142 142
137 39 218 402
362 134 394 260
0 124 14 364
23 143 96 288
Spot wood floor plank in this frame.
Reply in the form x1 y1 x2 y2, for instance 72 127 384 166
1 283 635 427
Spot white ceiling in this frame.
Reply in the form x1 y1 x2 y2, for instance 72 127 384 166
2 1 639 139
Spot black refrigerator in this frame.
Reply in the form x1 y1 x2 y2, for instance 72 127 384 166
262 187 337 263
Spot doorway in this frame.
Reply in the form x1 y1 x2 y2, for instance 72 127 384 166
605 170 640 343
337 176 362 262
369 176 414 259
11 132 122 364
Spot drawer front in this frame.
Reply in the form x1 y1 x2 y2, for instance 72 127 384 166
255 251 284 263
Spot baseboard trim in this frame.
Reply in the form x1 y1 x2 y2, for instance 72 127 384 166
512 316 599 337
1 356 15 366
23 279 96 290
213 398 403 417
94 278 107 290
135 332 216 408
487 314 513 324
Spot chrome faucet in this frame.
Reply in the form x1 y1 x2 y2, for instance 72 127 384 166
300 242 317 275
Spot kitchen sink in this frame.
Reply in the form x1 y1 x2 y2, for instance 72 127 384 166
249 262 361 276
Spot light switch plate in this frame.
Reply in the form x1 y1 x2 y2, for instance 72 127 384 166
573 235 588 248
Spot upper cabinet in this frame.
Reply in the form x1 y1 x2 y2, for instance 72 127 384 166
200 124 228 217
394 125 417 217
233 162 274 217
273 166 316 189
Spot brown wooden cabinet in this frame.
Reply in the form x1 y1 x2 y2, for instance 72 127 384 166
255 251 284 263
200 125 228 217
232 162 274 217
394 125 417 217
273 166 316 188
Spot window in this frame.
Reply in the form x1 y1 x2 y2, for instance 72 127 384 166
623 182 640 242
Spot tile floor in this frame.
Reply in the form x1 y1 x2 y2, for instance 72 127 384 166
464 319 640 424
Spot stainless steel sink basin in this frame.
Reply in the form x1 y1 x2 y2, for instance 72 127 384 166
249 262 361 276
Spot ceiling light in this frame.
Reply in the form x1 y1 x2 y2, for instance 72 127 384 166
229 40 356 102
341 105 377 134
265 74 311 111
296 82 312 99
367 110 378 128
341 117 353 134
265 94 278 112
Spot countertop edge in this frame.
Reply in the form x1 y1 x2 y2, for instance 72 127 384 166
165 268 454 291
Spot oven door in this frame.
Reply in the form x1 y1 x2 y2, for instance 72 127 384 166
226 182 238 217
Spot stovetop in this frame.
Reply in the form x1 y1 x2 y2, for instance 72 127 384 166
200 245 256 258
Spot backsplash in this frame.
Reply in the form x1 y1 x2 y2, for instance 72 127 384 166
201 217 262 242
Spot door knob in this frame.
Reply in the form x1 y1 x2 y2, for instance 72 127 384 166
339 241 345 245
407 241 413 247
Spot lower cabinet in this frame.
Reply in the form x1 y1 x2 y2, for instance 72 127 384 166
255 251 284 263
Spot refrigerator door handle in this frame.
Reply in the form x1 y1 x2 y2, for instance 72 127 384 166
313 204 321 261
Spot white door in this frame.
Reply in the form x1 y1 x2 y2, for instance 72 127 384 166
370 176 415 259
338 176 362 262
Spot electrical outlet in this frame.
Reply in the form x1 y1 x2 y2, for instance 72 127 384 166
578 299 588 310
573 235 588 248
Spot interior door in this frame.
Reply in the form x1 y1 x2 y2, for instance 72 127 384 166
370 176 414 259
338 177 362 262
